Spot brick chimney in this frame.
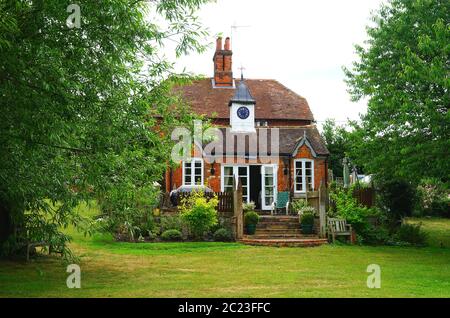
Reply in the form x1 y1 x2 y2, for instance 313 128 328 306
213 37 233 87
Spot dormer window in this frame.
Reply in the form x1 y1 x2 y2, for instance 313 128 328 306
256 120 268 127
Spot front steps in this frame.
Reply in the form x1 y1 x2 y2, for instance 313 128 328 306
240 237 328 247
239 215 328 247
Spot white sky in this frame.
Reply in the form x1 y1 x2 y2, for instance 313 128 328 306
167 0 385 128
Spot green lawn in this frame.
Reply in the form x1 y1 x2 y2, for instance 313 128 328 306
1 205 449 298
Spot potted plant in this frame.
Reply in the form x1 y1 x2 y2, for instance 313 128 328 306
293 199 316 234
244 211 259 235
299 211 315 234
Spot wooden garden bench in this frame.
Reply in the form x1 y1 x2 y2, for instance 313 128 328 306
327 218 354 244
26 241 63 262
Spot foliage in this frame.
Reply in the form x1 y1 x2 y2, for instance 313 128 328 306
0 0 210 254
300 212 315 226
291 199 306 213
329 184 391 244
179 191 219 239
292 199 316 216
329 185 381 233
344 0 449 185
242 201 256 213
376 178 416 227
415 178 449 217
394 223 428 246
213 228 233 242
160 229 183 242
321 119 351 178
244 211 259 226
97 185 160 240
0 213 73 260
160 215 186 233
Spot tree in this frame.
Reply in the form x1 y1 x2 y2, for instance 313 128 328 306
0 0 210 255
321 119 351 179
344 0 449 185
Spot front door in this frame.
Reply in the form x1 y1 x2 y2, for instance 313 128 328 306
261 165 277 210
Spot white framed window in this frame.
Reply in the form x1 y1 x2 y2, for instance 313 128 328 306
294 159 314 193
182 158 203 186
221 165 249 203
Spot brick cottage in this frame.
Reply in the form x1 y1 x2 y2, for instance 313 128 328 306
164 37 330 212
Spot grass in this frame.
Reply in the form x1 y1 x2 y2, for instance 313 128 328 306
0 204 449 297
407 217 450 248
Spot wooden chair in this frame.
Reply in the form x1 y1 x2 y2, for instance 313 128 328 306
271 192 290 215
327 218 354 244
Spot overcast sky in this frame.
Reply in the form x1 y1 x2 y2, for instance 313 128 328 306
167 0 385 128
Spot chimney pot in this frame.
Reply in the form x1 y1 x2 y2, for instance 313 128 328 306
216 37 223 51
224 37 231 50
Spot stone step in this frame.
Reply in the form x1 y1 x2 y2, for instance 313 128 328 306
258 219 300 225
256 223 299 229
244 234 316 239
258 219 299 223
239 238 328 247
255 228 302 234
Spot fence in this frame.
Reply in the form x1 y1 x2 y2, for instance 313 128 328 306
353 187 375 208
172 191 233 213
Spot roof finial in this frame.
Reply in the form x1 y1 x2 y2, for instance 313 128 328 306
238 65 246 81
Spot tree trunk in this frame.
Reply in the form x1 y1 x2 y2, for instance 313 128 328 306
0 200 13 244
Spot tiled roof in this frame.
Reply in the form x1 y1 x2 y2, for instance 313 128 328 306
174 78 314 121
201 126 329 157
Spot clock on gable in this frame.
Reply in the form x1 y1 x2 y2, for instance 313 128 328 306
228 76 256 132
237 106 250 120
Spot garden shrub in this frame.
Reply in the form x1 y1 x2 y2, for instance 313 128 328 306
416 178 449 217
161 229 183 241
97 184 160 241
394 223 427 246
292 199 316 216
330 185 376 233
329 185 388 244
244 211 259 226
376 179 416 226
179 190 218 240
357 224 391 245
160 215 185 233
140 214 159 237
213 228 233 242
242 201 256 212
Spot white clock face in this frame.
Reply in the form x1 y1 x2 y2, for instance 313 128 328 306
237 106 250 120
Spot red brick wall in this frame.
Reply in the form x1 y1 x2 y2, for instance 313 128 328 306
165 146 327 194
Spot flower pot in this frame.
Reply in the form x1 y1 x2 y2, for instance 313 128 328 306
246 224 257 235
301 224 314 234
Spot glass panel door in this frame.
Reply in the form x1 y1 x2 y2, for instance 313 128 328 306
261 165 277 210
222 166 249 203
